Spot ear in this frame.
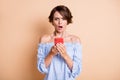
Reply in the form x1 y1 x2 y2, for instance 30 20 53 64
51 21 54 26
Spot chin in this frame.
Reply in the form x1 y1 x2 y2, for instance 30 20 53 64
57 30 64 33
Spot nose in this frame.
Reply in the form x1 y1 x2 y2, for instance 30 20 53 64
58 19 62 24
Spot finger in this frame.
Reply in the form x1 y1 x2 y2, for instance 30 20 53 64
57 43 64 49
52 46 58 53
56 44 62 52
57 44 66 53
56 44 65 54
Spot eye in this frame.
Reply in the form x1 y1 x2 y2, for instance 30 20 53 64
54 18 59 20
62 18 66 20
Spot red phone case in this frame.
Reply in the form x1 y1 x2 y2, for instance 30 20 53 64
54 38 64 45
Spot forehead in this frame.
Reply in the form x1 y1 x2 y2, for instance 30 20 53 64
53 11 63 18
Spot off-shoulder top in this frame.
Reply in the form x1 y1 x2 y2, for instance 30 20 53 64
37 42 82 80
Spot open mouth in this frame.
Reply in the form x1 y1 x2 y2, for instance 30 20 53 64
58 26 63 28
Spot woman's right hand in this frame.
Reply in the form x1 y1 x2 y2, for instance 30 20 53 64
45 45 58 68
49 46 58 56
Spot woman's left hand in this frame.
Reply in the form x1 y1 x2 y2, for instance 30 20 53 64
56 43 67 58
56 43 73 70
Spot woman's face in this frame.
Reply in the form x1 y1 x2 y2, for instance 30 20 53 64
52 11 68 33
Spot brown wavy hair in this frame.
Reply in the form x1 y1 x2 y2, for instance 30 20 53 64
48 5 73 24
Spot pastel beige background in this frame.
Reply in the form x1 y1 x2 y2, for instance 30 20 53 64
0 0 120 80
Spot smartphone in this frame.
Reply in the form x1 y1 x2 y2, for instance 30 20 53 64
54 38 64 45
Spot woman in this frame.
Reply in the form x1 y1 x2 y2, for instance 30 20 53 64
37 5 82 80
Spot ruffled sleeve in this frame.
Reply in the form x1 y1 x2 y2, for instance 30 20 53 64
68 43 82 79
37 43 48 74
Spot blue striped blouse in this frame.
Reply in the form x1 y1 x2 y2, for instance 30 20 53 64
37 42 82 80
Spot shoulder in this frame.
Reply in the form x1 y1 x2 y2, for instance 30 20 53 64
39 34 51 43
68 34 81 44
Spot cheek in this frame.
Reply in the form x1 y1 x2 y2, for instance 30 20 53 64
63 21 68 25
63 22 67 26
52 21 58 26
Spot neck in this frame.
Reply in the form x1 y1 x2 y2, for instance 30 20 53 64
54 31 66 38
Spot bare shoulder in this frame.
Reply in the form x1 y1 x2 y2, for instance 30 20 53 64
39 34 51 43
69 34 81 44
